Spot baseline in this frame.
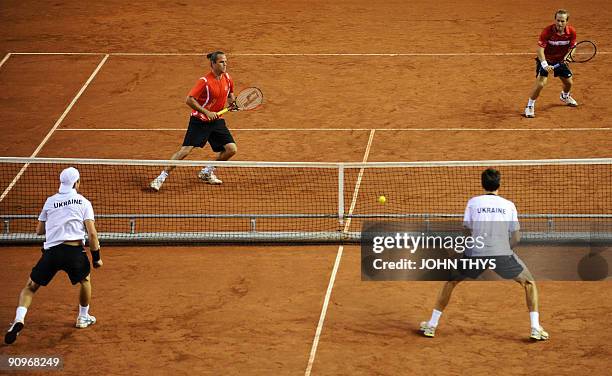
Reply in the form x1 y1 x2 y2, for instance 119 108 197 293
8 51 612 57
56 127 612 132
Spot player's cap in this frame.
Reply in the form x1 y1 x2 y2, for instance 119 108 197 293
59 167 80 194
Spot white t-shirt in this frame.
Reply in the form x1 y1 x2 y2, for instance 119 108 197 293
38 189 95 249
463 194 519 256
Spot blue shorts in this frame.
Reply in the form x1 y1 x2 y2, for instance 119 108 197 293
535 58 572 78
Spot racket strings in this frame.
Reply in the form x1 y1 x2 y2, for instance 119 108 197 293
570 41 597 63
236 88 263 110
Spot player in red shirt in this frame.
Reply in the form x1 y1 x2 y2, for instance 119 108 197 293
524 9 578 118
150 51 237 191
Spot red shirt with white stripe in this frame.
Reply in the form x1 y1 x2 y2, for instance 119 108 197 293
538 24 577 62
188 72 234 121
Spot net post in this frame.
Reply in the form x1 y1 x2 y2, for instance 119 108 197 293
338 164 345 226
547 216 554 231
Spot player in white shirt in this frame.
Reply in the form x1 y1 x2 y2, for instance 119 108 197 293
5 167 103 345
419 168 549 341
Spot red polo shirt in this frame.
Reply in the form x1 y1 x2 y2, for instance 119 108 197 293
188 71 234 121
538 24 577 62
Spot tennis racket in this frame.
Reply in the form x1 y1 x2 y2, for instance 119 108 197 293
552 40 597 69
217 87 263 115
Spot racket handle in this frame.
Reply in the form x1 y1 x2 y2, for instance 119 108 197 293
552 62 563 69
216 108 229 116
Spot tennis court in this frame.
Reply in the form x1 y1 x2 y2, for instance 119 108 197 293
1 1 611 375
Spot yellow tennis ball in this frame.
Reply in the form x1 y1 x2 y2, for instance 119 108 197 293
377 195 386 204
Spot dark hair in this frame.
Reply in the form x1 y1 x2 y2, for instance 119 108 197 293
206 51 225 63
481 168 501 191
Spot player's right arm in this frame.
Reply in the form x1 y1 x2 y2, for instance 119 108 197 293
85 219 102 268
83 199 101 268
509 230 521 249
536 46 554 73
36 221 45 235
462 201 473 234
509 202 521 249
186 77 218 120
37 201 48 235
186 96 218 120
537 27 555 73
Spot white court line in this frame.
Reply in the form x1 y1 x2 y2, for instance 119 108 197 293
56 128 371 132
0 54 110 203
7 51 612 56
304 130 376 376
304 245 344 376
342 129 376 232
0 53 12 69
56 127 612 132
234 52 612 57
112 52 203 56
10 52 105 56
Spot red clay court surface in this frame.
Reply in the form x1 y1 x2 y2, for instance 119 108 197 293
1 1 611 375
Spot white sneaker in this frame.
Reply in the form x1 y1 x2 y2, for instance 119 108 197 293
150 176 164 191
76 314 96 329
419 321 436 338
524 105 535 118
560 93 578 107
198 169 223 185
530 326 549 341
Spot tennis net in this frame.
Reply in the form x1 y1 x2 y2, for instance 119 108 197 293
1 157 611 244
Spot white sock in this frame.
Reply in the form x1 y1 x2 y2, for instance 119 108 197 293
527 98 536 107
428 309 442 327
15 306 27 323
561 91 570 98
529 311 540 329
79 305 89 317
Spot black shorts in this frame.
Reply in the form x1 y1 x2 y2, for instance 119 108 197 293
182 116 235 152
453 254 525 281
30 244 91 286
535 58 573 78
